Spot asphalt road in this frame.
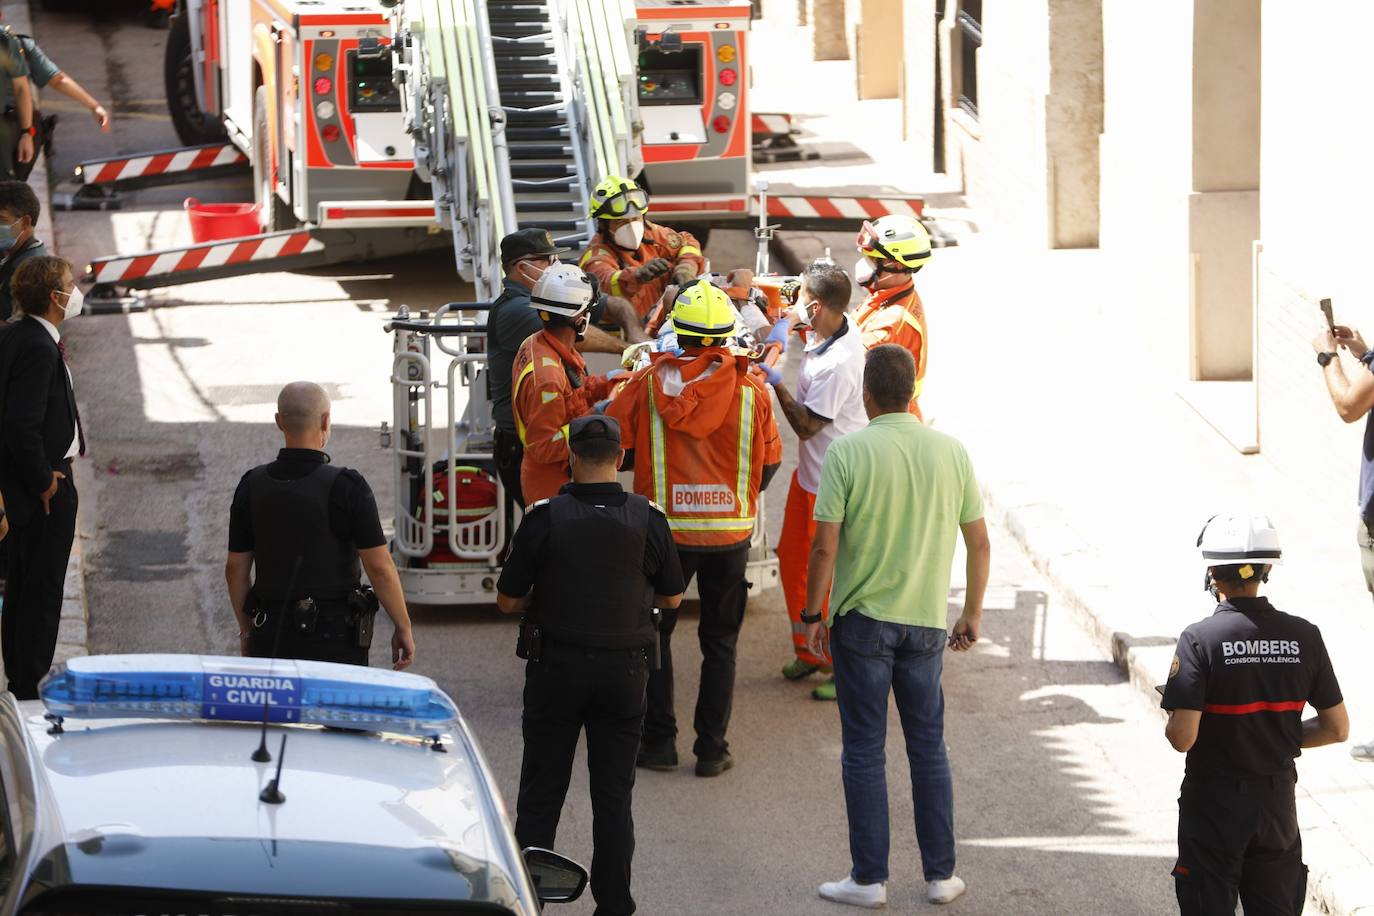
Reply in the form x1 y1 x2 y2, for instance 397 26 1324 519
34 4 1190 914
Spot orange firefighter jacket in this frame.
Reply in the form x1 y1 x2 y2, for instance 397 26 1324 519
512 329 615 504
854 282 928 419
607 348 782 550
579 220 705 319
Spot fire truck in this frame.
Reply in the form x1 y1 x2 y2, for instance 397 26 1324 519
69 0 928 606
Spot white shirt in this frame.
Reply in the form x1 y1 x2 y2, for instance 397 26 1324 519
31 315 80 460
796 315 866 493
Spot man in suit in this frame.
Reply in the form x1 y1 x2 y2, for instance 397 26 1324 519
0 255 82 699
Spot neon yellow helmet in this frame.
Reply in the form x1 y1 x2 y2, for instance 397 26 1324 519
857 215 932 271
589 175 649 220
670 281 736 344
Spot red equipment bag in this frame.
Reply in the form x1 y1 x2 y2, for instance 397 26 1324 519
419 463 498 567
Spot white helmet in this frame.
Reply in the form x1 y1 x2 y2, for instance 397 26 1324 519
1197 514 1282 572
530 264 595 320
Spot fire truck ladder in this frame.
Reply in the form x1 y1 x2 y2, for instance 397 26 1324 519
393 0 639 298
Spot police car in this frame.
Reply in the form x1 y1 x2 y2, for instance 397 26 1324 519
0 654 587 914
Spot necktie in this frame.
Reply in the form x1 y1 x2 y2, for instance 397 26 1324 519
55 340 86 457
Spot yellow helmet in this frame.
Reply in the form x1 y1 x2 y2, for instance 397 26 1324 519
589 175 649 220
857 215 932 271
670 281 736 343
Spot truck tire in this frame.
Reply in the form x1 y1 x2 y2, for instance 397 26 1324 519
164 10 226 146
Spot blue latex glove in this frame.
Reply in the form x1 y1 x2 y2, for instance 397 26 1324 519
764 318 791 347
760 363 783 386
605 369 628 381
592 398 612 415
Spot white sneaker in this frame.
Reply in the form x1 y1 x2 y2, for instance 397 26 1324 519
1352 740 1374 762
927 876 967 904
818 875 887 908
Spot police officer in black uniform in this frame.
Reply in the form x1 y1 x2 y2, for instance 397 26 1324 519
497 415 684 916
226 381 416 669
1161 514 1349 915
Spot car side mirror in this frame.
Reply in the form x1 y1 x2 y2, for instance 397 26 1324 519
522 847 588 904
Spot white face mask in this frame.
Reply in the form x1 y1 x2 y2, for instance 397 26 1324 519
612 220 645 250
854 257 877 288
57 285 83 320
791 299 815 328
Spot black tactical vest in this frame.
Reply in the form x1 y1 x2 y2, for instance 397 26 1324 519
247 463 362 604
532 493 656 649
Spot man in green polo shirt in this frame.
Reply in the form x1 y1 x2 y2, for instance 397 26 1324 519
802 343 989 909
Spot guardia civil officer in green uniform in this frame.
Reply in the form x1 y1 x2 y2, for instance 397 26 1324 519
226 381 417 669
0 181 47 321
0 25 34 181
1162 514 1350 915
497 415 685 916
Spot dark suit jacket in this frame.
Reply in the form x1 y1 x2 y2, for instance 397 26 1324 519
0 316 75 525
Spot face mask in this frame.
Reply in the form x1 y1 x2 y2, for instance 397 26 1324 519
854 257 876 288
0 218 22 250
612 220 645 250
57 285 83 320
791 299 815 328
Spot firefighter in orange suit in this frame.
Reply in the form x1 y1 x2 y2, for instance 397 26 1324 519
853 215 933 419
607 281 782 778
579 175 705 322
512 264 623 504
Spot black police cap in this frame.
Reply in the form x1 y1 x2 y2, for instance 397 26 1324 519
569 415 621 446
500 228 571 265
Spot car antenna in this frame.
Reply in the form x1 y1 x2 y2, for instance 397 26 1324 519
259 734 289 805
252 556 303 763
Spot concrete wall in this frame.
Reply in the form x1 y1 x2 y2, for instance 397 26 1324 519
937 0 1101 248
1256 0 1374 489
808 0 851 60
900 0 937 160
939 1 1051 243
1097 0 1194 378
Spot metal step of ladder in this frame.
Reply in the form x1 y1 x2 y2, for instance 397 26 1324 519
487 0 592 247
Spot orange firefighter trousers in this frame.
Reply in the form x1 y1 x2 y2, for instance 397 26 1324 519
778 470 831 667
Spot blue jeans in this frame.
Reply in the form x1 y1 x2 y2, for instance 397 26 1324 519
830 611 955 884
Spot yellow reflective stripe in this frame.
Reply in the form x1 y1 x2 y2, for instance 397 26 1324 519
913 378 924 398
513 360 537 445
678 245 702 257
557 424 569 442
666 517 757 532
736 386 753 518
648 375 667 506
899 311 924 335
610 271 625 297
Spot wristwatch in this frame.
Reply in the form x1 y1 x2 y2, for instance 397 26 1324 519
1318 351 1337 367
799 608 823 624
20 125 35 138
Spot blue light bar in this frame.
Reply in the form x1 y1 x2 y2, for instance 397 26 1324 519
39 655 460 736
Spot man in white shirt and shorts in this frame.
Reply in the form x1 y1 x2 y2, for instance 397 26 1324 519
760 261 867 701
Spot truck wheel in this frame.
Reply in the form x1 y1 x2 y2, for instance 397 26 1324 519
165 11 226 146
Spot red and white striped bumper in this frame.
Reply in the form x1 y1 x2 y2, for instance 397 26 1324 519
751 113 794 137
651 193 925 222
75 143 247 187
85 229 324 286
764 195 925 220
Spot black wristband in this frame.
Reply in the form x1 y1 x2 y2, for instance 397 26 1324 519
799 608 823 624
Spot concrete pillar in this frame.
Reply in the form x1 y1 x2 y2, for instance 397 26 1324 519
1045 0 1103 248
848 0 904 98
808 0 850 60
1189 0 1260 380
